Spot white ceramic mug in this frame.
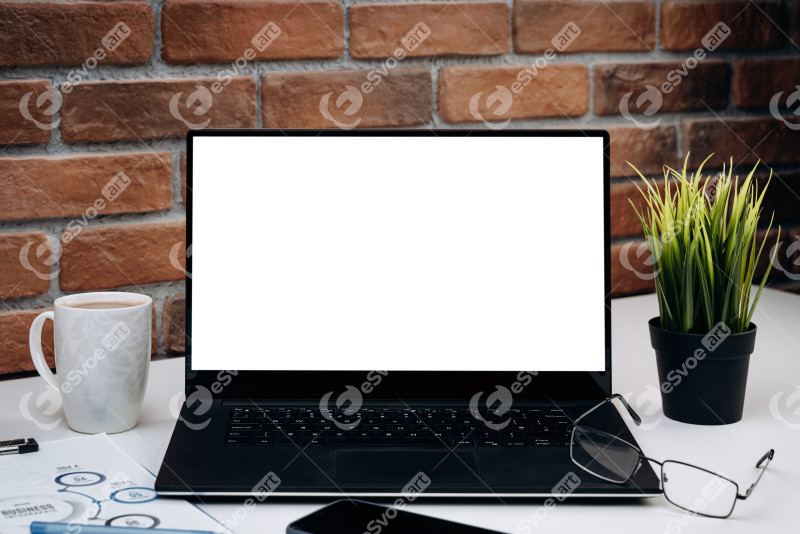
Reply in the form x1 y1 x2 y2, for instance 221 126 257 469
29 292 152 434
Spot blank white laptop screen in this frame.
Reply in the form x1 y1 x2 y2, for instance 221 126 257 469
190 135 605 371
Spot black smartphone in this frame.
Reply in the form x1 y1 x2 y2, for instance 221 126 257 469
287 500 505 534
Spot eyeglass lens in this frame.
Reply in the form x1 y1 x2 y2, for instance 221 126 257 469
571 426 641 483
661 461 738 518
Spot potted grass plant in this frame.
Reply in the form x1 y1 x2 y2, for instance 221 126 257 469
629 154 780 425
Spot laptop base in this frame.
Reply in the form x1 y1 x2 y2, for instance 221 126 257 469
156 401 661 498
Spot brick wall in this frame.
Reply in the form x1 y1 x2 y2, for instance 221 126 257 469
2 0 799 376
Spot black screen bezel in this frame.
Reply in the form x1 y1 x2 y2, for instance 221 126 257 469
184 129 612 401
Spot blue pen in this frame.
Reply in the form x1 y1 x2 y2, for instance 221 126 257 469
30 522 216 534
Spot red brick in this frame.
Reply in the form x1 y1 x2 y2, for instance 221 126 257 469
350 3 509 58
682 117 800 169
0 152 172 222
0 307 55 375
595 61 729 115
180 151 187 206
0 1 153 67
60 77 257 143
611 180 668 239
759 171 800 224
607 126 678 178
0 80 52 145
59 220 186 292
162 293 186 354
262 68 432 129
161 0 342 63
733 57 800 108
0 232 52 299
438 64 588 123
610 240 655 297
514 0 655 53
660 1 786 51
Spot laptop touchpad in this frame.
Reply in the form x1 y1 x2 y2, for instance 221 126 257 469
334 450 480 487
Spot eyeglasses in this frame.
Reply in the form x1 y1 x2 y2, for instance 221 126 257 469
569 394 773 518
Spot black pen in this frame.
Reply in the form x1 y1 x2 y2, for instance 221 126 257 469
0 438 39 455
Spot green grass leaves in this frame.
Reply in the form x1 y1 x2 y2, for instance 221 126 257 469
629 154 780 334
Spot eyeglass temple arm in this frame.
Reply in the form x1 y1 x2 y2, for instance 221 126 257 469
737 449 774 500
612 394 642 426
574 394 642 426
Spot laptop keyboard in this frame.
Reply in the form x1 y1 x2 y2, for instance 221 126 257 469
225 406 572 447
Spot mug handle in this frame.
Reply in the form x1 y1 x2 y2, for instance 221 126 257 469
29 311 59 392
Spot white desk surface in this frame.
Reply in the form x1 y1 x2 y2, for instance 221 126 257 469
2 289 799 533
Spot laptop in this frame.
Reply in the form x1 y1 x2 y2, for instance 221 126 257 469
155 129 661 498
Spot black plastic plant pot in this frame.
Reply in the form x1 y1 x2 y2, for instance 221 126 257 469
648 317 757 425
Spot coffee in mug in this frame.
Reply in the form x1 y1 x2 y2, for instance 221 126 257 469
64 301 145 310
29 292 152 434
